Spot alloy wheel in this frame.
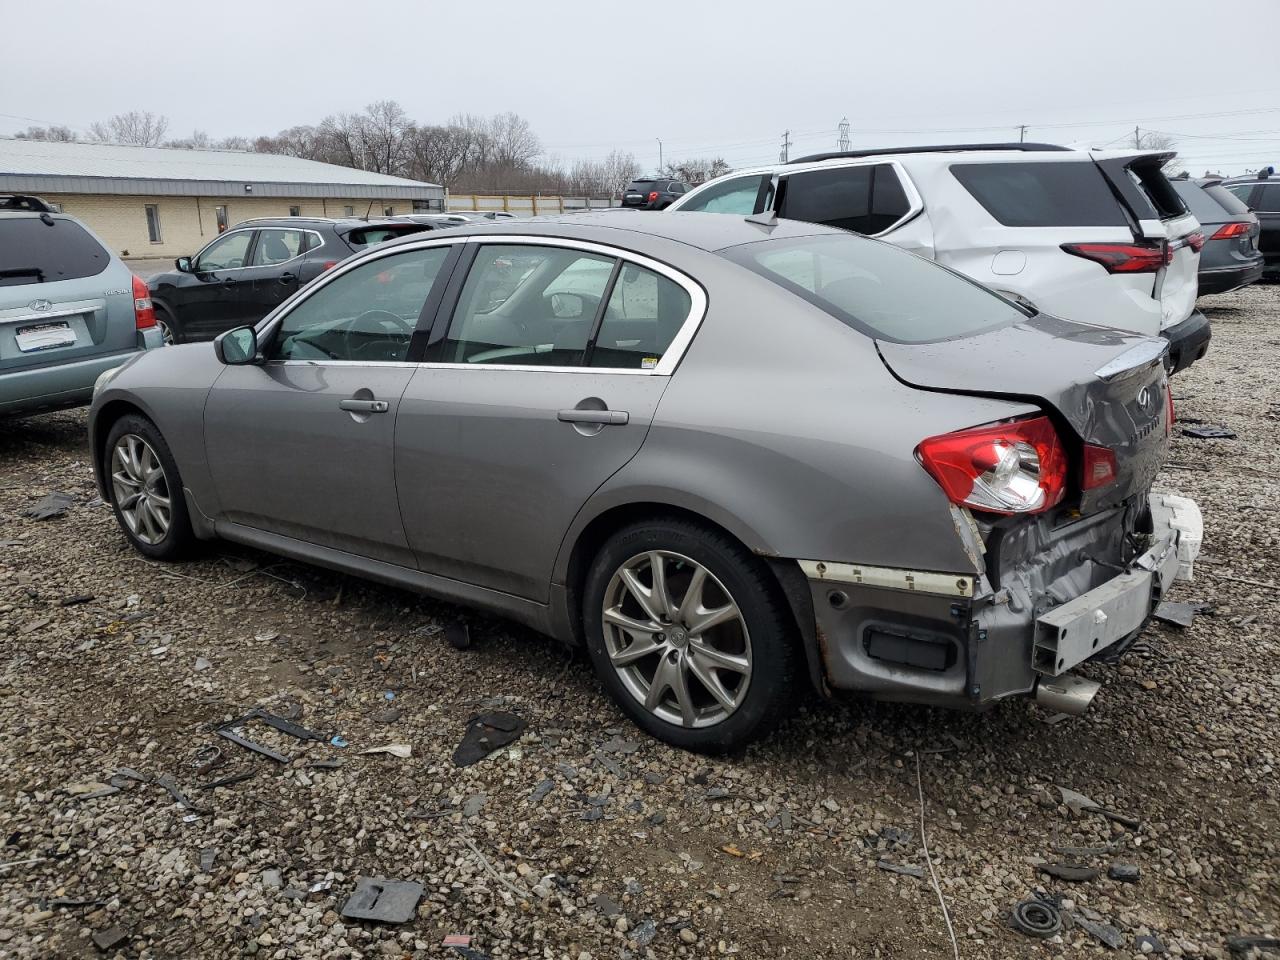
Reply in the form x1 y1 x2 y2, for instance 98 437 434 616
157 317 175 346
110 434 172 545
601 550 752 728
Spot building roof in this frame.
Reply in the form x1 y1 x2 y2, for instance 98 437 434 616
0 138 442 200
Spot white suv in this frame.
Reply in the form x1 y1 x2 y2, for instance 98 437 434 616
669 144 1208 372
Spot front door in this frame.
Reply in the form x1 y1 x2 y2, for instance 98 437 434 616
1252 182 1280 270
204 243 456 565
397 242 700 600
179 228 256 340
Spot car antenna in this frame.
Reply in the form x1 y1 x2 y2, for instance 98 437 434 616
363 199 374 221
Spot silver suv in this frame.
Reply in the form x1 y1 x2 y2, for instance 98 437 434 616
1 195 163 417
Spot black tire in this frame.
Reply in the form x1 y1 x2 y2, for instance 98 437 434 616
103 413 196 560
582 517 798 753
154 305 183 345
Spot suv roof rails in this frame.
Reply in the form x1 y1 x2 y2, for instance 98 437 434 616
787 142 1071 164
0 194 56 213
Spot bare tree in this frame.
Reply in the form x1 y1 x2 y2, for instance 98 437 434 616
406 123 476 187
166 129 213 150
565 150 640 196
14 125 76 142
660 156 731 185
88 111 170 147
354 100 414 175
486 112 541 168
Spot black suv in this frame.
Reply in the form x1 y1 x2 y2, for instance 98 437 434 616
621 178 688 209
148 217 435 343
1223 171 1280 279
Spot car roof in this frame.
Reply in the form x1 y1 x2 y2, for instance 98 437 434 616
379 210 846 254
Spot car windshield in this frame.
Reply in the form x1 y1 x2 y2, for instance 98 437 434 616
721 233 1027 344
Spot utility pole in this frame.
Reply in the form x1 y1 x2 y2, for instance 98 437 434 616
838 117 851 152
656 138 663 173
1134 126 1141 149
1017 124 1027 143
779 129 793 163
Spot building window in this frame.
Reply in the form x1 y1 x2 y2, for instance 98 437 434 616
384 205 394 216
344 205 354 217
288 205 301 217
214 205 229 233
145 204 162 243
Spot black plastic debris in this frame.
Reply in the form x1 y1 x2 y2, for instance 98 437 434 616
1010 899 1062 938
154 774 209 814
24 492 76 520
198 770 256 791
1153 601 1210 629
876 859 925 879
217 708 325 764
453 712 526 767
445 621 471 650
91 927 128 951
339 876 423 924
59 594 94 607
1108 862 1140 883
1183 424 1236 439
1040 862 1100 882
1227 935 1280 955
1074 915 1124 949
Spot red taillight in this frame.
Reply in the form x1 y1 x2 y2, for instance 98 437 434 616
1082 444 1118 490
648 191 659 203
132 274 156 330
1186 232 1205 253
916 415 1068 515
1061 242 1168 273
322 260 339 271
1211 222 1251 240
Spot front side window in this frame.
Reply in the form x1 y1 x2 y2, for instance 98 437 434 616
589 263 692 369
723 233 1025 344
1254 183 1280 212
251 229 306 266
145 204 162 243
195 230 253 271
441 244 615 365
269 246 450 362
679 175 769 215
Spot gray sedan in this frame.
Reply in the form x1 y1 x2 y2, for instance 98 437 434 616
89 212 1201 752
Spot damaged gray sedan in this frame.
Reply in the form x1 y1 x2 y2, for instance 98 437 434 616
88 212 1202 752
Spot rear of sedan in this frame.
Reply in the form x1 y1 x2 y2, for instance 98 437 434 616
1 207 163 417
1172 179 1264 295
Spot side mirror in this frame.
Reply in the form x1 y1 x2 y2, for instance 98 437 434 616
215 325 258 365
175 256 192 273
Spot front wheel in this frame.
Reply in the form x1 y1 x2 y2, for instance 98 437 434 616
583 518 798 753
104 414 195 560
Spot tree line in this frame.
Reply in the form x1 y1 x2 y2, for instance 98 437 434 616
12 103 732 198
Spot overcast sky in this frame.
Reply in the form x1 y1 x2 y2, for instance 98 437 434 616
3 0 1277 175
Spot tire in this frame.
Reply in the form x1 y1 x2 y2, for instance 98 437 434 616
154 305 183 345
103 414 196 560
582 518 798 753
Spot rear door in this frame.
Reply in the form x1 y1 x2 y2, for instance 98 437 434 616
0 215 134 375
396 239 703 601
243 226 307 322
1249 182 1280 268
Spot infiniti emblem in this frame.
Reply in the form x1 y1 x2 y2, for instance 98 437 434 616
28 299 52 312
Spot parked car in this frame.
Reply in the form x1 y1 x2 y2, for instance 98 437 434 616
669 143 1210 372
1170 178 1263 294
621 178 689 209
1 194 163 417
1222 173 1280 279
90 212 1201 752
147 217 435 343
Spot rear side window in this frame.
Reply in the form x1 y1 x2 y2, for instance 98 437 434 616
1255 183 1280 212
781 164 911 235
345 225 428 248
1202 184 1251 216
1225 184 1256 207
1172 181 1226 223
589 264 692 370
951 161 1128 227
723 233 1025 344
0 217 110 287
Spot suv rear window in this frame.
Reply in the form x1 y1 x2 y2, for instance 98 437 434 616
0 216 110 287
723 233 1025 344
344 224 429 249
951 161 1128 227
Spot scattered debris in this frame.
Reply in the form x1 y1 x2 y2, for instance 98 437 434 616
359 743 412 759
1010 899 1062 938
58 594 94 607
721 844 744 858
600 735 641 754
443 933 472 947
198 770 256 791
217 708 325 763
876 859 925 879
1153 601 1211 629
91 927 128 951
463 794 487 817
371 707 403 724
1074 915 1124 949
63 781 114 797
530 780 554 803
1226 936 1280 956
23 491 76 520
445 621 471 650
339 876 423 924
1053 843 1117 858
631 918 658 946
1183 424 1236 440
1039 862 1100 882
1108 862 1141 883
329 735 349 749
199 848 216 873
591 893 623 917
453 712 526 767
1056 786 1140 829
193 656 212 672
154 774 209 814
307 759 343 771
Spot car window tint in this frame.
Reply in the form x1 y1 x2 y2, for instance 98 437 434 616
1255 183 1280 212
679 175 768 215
442 245 615 366
0 217 109 287
197 231 253 271
724 233 1024 345
951 161 1128 227
783 166 874 233
1201 184 1251 216
251 229 306 266
868 164 911 233
588 263 692 370
1225 184 1256 207
269 246 449 363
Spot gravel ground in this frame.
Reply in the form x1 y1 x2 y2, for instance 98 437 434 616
1 285 1277 959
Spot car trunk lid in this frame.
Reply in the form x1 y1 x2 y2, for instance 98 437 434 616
877 313 1170 513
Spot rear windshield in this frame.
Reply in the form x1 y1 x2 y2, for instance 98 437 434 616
1201 183 1251 216
1172 181 1228 222
0 216 110 287
344 225 430 248
626 181 657 191
722 233 1026 344
951 161 1128 227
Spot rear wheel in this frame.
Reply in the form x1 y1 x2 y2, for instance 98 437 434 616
583 518 798 752
104 414 195 560
154 306 182 345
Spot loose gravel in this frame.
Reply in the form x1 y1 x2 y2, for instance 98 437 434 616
0 285 1277 959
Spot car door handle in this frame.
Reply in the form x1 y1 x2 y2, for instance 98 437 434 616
279 273 296 285
339 398 389 414
557 409 629 425
222 278 238 287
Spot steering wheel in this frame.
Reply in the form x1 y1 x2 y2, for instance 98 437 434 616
338 310 415 361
